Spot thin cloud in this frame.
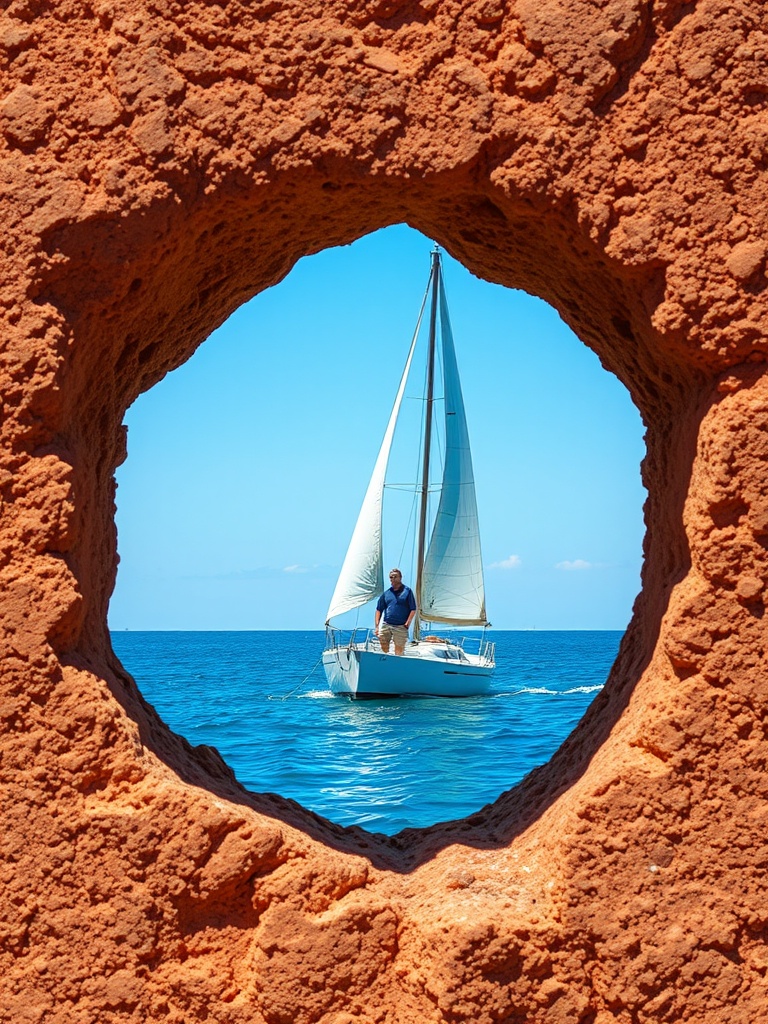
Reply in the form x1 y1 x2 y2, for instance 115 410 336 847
489 554 522 570
283 563 335 576
555 559 592 571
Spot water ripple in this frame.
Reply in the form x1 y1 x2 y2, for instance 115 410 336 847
112 630 621 834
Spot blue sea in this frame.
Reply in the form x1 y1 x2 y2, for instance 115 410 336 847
111 630 621 835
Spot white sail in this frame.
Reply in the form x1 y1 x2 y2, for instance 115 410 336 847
419 276 487 626
325 296 427 622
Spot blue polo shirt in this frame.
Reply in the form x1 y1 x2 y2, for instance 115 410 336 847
376 585 416 626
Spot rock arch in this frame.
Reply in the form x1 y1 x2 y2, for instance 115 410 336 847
2 0 767 1019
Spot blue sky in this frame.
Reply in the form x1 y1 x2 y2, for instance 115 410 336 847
109 224 647 631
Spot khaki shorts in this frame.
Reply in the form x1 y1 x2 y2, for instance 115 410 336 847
379 623 409 647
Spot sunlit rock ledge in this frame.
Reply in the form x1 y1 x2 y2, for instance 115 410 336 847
1 0 767 1020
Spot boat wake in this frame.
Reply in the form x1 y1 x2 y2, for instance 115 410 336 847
493 684 604 696
297 684 604 700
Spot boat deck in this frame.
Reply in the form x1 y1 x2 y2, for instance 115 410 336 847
323 629 495 698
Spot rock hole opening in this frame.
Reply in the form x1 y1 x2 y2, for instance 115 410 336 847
108 225 646 835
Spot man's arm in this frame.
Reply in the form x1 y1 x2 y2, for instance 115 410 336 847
405 589 417 629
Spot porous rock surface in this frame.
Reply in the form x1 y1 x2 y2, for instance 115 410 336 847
2 0 768 1020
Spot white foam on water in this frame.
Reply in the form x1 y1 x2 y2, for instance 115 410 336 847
496 684 604 696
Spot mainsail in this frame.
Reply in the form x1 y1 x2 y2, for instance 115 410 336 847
419 274 487 625
326 248 487 629
325 292 428 622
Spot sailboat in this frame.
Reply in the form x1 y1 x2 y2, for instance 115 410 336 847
322 246 495 698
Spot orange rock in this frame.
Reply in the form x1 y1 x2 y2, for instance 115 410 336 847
727 240 767 282
2 0 768 1021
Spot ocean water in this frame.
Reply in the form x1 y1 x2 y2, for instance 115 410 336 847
110 630 621 835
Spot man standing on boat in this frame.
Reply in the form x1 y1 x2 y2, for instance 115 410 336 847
375 569 417 656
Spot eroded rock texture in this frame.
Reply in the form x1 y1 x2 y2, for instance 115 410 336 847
1 0 767 1020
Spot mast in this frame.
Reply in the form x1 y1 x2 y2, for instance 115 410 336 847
414 245 440 640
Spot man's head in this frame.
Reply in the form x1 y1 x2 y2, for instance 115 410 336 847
389 569 403 587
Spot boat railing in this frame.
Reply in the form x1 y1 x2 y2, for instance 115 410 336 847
326 624 355 650
415 632 496 665
325 625 494 664
325 625 381 652
480 639 496 667
364 631 382 651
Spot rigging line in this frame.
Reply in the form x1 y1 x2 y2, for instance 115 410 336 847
408 482 421 590
382 268 433 580
398 474 421 569
433 313 447 471
275 654 325 700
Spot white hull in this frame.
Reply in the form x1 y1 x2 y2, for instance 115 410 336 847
322 636 494 698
